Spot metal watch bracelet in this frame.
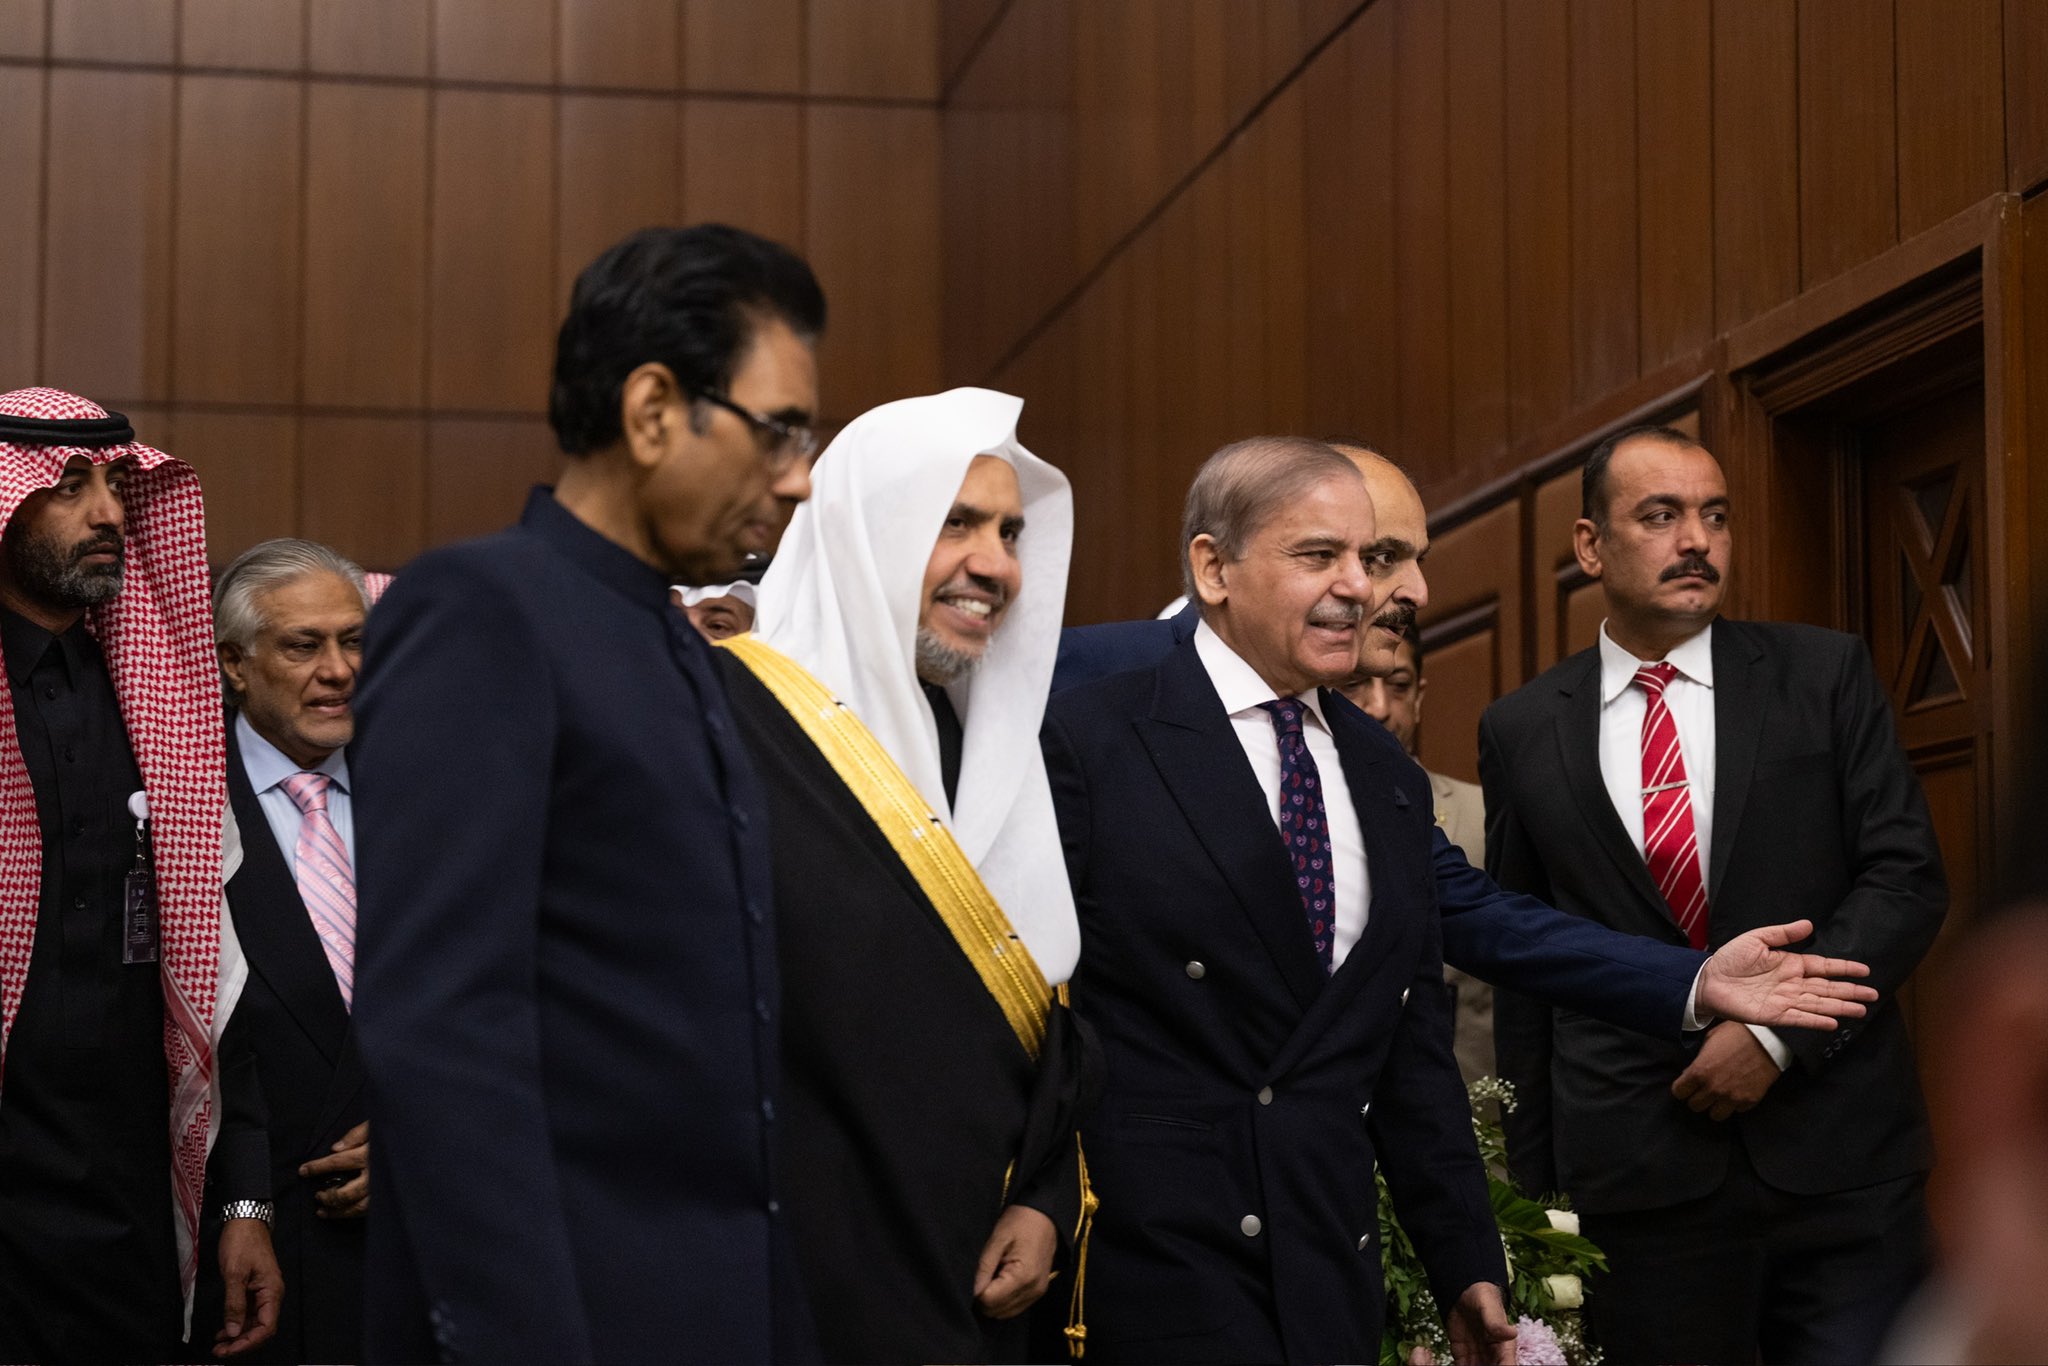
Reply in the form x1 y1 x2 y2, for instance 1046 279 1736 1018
219 1198 275 1226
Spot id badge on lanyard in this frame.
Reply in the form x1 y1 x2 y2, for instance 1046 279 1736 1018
122 789 158 965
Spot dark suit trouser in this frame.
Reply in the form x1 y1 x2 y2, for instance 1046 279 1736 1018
1579 1135 1928 1366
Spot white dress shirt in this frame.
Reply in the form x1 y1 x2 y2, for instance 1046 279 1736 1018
1194 621 1370 968
237 710 355 873
1595 622 1786 1067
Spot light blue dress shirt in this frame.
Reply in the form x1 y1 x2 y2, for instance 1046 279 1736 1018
236 710 354 871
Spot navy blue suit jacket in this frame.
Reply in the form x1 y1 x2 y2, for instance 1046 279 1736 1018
351 491 805 1364
1052 612 1704 1039
1044 640 1502 1362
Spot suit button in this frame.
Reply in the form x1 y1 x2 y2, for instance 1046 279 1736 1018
1256 1086 1273 1106
760 1098 775 1122
1185 961 1206 980
1360 1104 1371 1119
1358 1233 1372 1251
731 806 751 831
1240 1214 1262 1237
1400 987 1410 1006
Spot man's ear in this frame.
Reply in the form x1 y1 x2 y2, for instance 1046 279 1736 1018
1571 518 1604 581
1188 535 1230 607
218 642 248 700
619 362 685 472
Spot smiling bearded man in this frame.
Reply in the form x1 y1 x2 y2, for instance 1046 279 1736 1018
716 388 1093 1365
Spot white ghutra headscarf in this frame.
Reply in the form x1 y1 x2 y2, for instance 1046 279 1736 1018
756 387 1080 983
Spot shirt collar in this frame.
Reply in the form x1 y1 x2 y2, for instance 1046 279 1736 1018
1193 618 1332 734
236 710 350 795
1598 619 1715 706
0 606 97 687
521 486 678 614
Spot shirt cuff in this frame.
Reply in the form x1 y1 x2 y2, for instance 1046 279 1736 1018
1745 1023 1793 1071
1682 965 1709 1031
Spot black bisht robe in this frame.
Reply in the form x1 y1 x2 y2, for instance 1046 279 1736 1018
721 654 1096 1365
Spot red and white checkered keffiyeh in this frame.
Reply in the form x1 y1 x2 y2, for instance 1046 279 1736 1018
0 386 232 1315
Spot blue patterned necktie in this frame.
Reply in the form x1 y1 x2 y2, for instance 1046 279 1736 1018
1259 698 1334 973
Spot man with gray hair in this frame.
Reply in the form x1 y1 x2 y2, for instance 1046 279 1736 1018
201 537 373 1363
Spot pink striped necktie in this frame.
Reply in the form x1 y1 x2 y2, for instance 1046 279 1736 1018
281 771 356 1008
1633 662 1708 950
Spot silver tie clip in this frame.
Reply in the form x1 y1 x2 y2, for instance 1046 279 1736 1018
1641 780 1688 795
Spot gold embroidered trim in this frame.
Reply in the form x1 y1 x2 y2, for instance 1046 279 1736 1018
719 633 1051 1059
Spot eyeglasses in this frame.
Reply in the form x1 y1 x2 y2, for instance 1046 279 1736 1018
696 391 819 471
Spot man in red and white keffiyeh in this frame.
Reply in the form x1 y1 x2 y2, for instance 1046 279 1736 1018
0 387 281 1360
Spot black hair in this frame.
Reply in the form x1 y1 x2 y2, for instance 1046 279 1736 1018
1402 630 1425 677
1580 423 1703 526
547 224 826 457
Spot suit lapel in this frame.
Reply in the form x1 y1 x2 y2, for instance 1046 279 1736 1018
1553 652 1674 923
1708 621 1767 902
1136 642 1327 1013
226 718 351 1066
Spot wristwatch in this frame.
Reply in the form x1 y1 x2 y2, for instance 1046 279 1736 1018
219 1199 275 1226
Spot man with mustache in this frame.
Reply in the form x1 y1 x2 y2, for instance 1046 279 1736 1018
719 389 1089 1363
1043 437 1514 1362
0 388 279 1361
1481 425 1946 1365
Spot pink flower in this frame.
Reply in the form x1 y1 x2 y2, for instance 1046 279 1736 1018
1517 1316 1567 1366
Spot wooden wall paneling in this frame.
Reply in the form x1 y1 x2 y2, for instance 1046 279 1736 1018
941 0 1006 92
556 95 682 304
303 84 428 408
1260 0 1308 92
940 94 989 385
1796 0 1898 288
680 100 806 249
560 0 680 91
174 77 304 405
1444 0 1507 473
50 0 174 64
683 0 803 94
429 90 556 412
1183 164 1234 462
1064 258 1132 623
0 0 46 59
1015 0 1076 355
309 0 430 78
1711 0 1798 331
1299 27 1369 442
1152 0 1199 182
180 0 304 71
1136 197 1193 604
1502 0 1572 450
1260 83 1308 435
804 105 940 422
174 409 300 562
1181 0 1231 176
1392 0 1449 469
1414 499 1523 783
1531 465 1601 672
1068 2 1112 280
1893 0 2004 237
1633 0 1712 371
1222 122 1268 444
2016 198 2048 765
0 67 42 385
807 0 937 100
1344 3 1398 448
1108 0 1166 271
426 417 564 545
42 70 174 404
2008 0 2048 193
1416 625 1497 785
1567 0 1638 406
434 0 555 85
298 415 427 570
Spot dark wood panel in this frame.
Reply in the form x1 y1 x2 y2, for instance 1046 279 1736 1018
1180 161 1233 475
1415 625 1495 785
941 0 1006 91
181 0 303 69
174 410 300 562
309 0 429 77
1634 0 1712 370
804 105 941 421
50 0 173 64
303 84 428 407
1178 0 1231 176
1711 0 1798 330
434 0 555 84
299 415 427 570
0 0 46 59
429 90 556 411
1393 0 1449 466
681 99 806 249
174 77 303 404
808 0 938 100
561 0 681 90
1797 0 1897 288
558 95 682 303
1416 498 1523 781
1502 0 1572 445
1894 0 2004 237
1568 0 1638 404
1260 83 1308 434
1259 0 1309 92
1129 204 1183 609
427 417 563 547
1062 256 1133 622
1445 0 1507 470
1222 121 1266 444
0 67 41 385
41 70 174 404
1301 18 1376 443
2010 0 2048 192
683 0 803 94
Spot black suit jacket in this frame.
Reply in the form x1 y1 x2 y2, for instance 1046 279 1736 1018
1043 639 1502 1364
197 714 366 1362
1481 620 1946 1213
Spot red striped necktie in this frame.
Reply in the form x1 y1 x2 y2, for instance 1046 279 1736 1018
1634 662 1708 950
